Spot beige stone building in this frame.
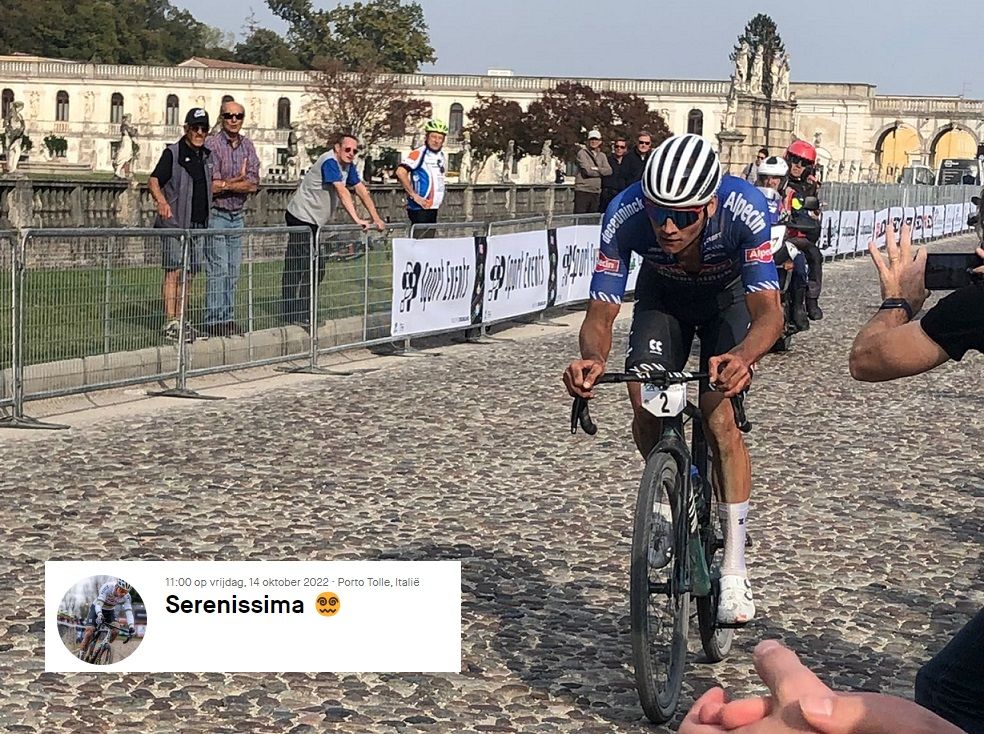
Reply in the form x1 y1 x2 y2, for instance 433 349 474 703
1 53 982 183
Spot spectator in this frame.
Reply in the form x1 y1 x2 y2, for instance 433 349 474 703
148 107 214 342
395 118 448 235
282 131 386 326
685 226 984 734
204 100 259 337
573 129 612 214
620 130 654 185
742 147 769 183
600 137 628 212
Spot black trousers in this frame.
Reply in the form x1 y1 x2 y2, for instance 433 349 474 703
408 207 438 239
282 211 322 323
789 236 824 299
915 608 984 734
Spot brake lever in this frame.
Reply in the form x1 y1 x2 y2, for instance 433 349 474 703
570 397 598 436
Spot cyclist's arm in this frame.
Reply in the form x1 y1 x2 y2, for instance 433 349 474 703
579 300 620 365
122 596 135 627
734 289 783 365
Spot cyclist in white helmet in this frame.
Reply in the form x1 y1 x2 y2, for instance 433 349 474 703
563 134 783 624
79 578 135 655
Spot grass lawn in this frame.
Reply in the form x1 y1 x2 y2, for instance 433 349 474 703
0 247 394 368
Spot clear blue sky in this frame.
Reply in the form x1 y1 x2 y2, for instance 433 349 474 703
176 0 982 97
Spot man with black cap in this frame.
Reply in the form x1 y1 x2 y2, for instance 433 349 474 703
149 107 214 341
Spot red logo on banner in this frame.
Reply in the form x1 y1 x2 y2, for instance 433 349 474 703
744 242 773 264
595 252 622 274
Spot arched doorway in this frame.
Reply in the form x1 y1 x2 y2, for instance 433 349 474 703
931 126 977 169
875 125 920 182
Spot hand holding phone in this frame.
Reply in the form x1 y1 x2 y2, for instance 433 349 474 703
924 252 984 290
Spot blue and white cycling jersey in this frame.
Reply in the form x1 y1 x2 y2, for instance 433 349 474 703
589 175 780 303
92 581 135 626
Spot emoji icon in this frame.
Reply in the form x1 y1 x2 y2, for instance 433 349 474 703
315 591 340 617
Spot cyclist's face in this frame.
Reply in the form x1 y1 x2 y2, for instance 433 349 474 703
649 198 717 254
115 585 127 595
425 132 445 151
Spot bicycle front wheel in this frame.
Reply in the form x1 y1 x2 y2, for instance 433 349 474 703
630 449 690 724
96 644 114 665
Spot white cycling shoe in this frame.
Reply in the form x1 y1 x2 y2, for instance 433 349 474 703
717 574 755 625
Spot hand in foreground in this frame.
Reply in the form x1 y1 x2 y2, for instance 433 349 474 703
867 222 929 311
562 359 605 398
681 640 964 734
708 352 752 397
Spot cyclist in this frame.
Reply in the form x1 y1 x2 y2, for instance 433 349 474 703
756 155 810 331
79 578 135 656
395 118 448 231
563 134 783 624
784 140 825 320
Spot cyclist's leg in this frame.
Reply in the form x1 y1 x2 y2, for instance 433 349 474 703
624 283 692 458
914 608 984 733
697 280 754 623
80 604 98 653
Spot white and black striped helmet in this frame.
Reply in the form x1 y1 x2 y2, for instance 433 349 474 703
642 134 722 208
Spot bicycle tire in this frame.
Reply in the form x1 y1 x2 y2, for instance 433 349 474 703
96 644 113 665
630 449 690 724
694 425 735 662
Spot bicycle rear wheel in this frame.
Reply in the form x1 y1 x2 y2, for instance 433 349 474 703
694 428 734 662
630 449 690 724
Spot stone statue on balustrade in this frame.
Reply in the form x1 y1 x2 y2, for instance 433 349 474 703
733 40 750 92
3 101 26 175
501 139 515 183
749 47 764 96
538 139 553 184
113 114 139 180
285 123 301 181
774 53 791 100
458 130 473 183
721 85 738 132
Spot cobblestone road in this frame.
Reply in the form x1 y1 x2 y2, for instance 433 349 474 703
2 236 982 733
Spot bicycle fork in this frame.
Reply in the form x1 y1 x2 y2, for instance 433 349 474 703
686 464 713 598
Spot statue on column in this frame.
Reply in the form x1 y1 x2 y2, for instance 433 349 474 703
538 138 553 184
749 47 764 96
733 40 750 93
285 122 300 181
721 85 738 132
3 101 26 175
459 130 472 183
113 114 139 179
501 138 515 183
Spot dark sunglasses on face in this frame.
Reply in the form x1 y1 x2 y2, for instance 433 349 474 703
188 124 208 134
222 112 245 121
757 155 766 161
615 143 627 149
341 146 359 153
787 154 810 166
637 140 652 147
645 201 705 228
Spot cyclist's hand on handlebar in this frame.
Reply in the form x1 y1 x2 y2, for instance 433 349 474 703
708 353 752 397
563 359 605 398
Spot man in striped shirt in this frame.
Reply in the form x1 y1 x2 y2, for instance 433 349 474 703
204 101 260 337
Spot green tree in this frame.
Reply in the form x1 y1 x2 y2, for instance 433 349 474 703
526 82 609 162
596 91 670 145
267 0 435 72
235 28 303 69
732 13 785 99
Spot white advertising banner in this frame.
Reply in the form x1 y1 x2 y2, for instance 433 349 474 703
964 201 975 230
391 237 478 338
858 210 876 251
943 204 958 235
874 208 889 248
837 211 860 256
903 207 917 239
913 206 927 240
555 225 600 305
889 206 904 233
820 211 840 258
484 230 549 322
932 205 946 238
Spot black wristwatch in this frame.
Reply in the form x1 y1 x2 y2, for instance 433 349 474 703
879 298 914 321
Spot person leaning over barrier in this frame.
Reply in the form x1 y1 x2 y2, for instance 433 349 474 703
203 100 259 338
281 131 386 326
395 118 448 234
680 224 984 734
149 107 214 342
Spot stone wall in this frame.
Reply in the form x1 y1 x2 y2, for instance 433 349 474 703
0 179 575 230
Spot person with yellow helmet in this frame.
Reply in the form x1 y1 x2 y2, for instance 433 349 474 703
396 119 449 234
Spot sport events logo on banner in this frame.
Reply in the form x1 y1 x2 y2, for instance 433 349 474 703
391 237 479 337
484 230 549 322
554 225 600 305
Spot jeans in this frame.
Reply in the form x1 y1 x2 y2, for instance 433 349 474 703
205 208 244 325
914 608 984 733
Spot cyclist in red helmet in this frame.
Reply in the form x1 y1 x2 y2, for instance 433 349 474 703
784 140 824 320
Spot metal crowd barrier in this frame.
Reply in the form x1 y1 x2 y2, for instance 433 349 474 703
821 183 978 211
1 194 977 428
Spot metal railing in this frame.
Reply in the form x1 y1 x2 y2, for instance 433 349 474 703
1 189 977 428
821 183 978 211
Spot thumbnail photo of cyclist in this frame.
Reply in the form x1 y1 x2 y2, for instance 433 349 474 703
57 576 145 665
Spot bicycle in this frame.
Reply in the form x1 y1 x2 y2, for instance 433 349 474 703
570 369 751 723
77 620 130 665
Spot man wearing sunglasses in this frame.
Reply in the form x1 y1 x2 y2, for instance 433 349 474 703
203 101 260 337
600 137 628 212
563 134 783 625
620 130 654 186
283 131 386 325
149 107 215 342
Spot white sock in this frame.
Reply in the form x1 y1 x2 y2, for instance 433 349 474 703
718 501 749 577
